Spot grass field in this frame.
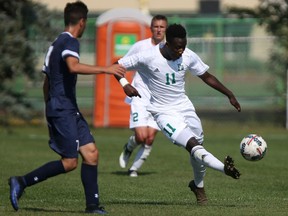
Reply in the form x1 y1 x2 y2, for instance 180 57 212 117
0 121 287 216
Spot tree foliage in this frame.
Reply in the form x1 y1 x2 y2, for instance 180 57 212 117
228 0 288 107
0 0 59 126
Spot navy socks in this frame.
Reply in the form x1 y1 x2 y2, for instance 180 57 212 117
23 160 65 187
81 163 99 207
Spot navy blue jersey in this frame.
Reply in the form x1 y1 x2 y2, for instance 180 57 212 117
42 32 80 117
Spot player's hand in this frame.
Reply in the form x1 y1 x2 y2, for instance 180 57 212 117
123 84 141 98
106 64 126 77
229 96 241 112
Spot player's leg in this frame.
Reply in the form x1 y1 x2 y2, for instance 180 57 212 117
8 115 79 211
190 155 206 188
119 98 149 169
160 107 240 179
157 111 226 172
188 156 207 205
186 137 240 179
155 110 240 204
80 142 106 214
77 113 107 214
8 158 67 211
154 112 210 204
129 126 158 177
186 137 225 172
119 131 141 169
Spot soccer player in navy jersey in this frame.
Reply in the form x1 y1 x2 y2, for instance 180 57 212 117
8 1 125 214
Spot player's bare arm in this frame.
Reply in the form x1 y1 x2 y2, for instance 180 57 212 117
199 71 241 112
114 74 141 98
66 56 126 77
123 84 142 98
113 63 142 98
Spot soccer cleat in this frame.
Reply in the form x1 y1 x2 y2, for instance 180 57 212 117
128 169 138 177
8 176 26 211
188 180 208 205
119 144 132 168
224 156 241 179
85 205 107 214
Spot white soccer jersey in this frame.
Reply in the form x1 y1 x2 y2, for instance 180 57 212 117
119 45 209 113
119 45 209 146
124 38 154 97
125 38 154 56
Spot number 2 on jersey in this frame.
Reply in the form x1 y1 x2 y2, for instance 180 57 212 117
132 112 138 122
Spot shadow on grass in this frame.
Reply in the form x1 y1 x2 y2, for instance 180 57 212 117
23 207 83 213
21 202 246 214
105 200 192 206
104 199 250 207
110 171 157 176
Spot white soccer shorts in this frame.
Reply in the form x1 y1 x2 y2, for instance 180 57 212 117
153 105 204 148
129 96 160 130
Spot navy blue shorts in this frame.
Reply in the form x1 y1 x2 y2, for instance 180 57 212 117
47 112 95 158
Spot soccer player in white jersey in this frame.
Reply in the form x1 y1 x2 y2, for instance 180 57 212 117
118 15 168 177
117 24 241 205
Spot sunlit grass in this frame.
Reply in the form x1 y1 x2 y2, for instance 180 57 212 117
0 122 287 216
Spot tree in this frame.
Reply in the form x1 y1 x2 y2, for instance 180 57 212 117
228 0 288 109
0 0 58 127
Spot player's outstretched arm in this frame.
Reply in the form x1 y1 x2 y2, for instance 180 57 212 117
198 71 241 112
112 61 141 98
114 73 141 98
228 95 241 112
123 84 142 98
66 56 126 77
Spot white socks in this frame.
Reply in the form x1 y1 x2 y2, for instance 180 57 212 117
190 155 206 188
191 145 224 173
126 135 152 171
126 135 139 151
130 145 152 171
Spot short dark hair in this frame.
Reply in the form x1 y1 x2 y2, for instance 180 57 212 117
165 24 187 43
151 14 168 27
64 1 88 26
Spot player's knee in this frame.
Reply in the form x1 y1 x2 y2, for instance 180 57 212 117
135 133 155 145
83 148 99 165
62 158 78 172
142 138 153 146
146 129 158 145
185 137 201 153
145 134 156 146
135 134 146 144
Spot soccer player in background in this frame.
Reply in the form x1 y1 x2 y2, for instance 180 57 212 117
118 15 168 177
8 1 126 214
117 24 241 205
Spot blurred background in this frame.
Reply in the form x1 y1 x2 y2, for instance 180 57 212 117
0 0 287 128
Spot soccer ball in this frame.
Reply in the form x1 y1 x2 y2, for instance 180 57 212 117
240 134 267 161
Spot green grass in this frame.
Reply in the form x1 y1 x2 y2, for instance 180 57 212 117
0 122 288 216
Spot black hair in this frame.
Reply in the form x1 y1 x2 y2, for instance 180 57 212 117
151 14 168 27
165 24 187 43
64 1 88 26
